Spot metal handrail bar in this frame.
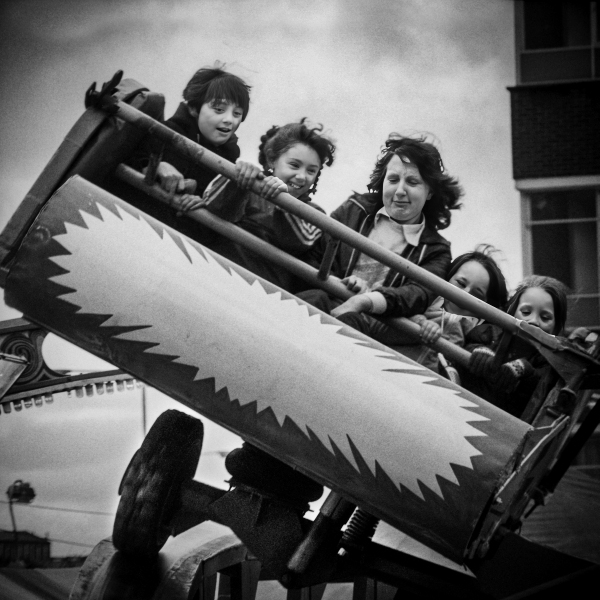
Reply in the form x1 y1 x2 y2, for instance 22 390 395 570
109 99 558 351
115 164 471 368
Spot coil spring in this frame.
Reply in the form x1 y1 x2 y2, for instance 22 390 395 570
341 508 379 550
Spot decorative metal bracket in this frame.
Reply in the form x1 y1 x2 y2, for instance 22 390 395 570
0 318 140 414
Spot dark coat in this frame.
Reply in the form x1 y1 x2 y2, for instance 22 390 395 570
199 175 326 293
126 102 241 244
161 102 241 196
309 192 452 318
202 175 325 255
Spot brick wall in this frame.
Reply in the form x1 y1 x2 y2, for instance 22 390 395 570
510 81 600 179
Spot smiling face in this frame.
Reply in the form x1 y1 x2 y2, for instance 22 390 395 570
514 287 556 334
444 260 491 316
270 143 322 198
196 99 243 146
381 154 431 224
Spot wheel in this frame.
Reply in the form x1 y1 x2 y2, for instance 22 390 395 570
112 409 204 557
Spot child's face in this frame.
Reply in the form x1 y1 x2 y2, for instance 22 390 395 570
444 261 490 317
271 143 321 199
382 155 431 224
515 287 556 334
197 99 243 146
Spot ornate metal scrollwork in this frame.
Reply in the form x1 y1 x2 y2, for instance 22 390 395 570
0 318 138 414
0 319 59 385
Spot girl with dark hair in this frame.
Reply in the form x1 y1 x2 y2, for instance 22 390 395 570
298 133 463 323
130 65 252 244
155 65 251 200
398 246 508 371
198 118 336 291
366 133 462 231
464 275 569 418
336 246 508 373
508 275 568 335
443 245 508 311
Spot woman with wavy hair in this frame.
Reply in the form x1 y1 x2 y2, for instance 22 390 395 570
299 133 463 322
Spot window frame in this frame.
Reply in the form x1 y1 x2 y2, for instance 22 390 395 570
515 1 599 84
519 176 600 332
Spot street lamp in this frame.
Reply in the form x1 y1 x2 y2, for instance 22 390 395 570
6 480 36 561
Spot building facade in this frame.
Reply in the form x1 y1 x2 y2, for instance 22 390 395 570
510 0 600 333
0 530 50 566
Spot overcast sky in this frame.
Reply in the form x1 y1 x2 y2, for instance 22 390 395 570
0 0 520 557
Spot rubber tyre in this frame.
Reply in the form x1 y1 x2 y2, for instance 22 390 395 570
112 409 203 557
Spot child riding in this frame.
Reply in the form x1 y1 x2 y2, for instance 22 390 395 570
134 64 251 244
465 275 569 418
198 119 335 292
398 246 508 372
156 64 251 199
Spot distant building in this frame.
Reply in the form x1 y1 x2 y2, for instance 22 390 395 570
510 0 600 333
510 1 600 469
0 529 50 566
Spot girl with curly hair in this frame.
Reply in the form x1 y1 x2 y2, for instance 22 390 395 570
198 118 335 291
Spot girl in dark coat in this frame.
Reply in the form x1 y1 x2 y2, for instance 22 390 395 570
156 65 251 198
133 65 251 243
464 275 569 418
194 119 335 292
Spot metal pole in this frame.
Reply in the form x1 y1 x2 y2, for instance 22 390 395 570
7 494 18 560
141 384 147 436
5 481 35 562
115 165 472 368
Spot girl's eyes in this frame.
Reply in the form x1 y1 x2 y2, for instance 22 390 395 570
386 176 422 185
210 103 242 118
455 280 483 299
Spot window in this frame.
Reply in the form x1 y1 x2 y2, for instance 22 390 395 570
523 187 600 331
518 1 599 83
524 2 591 50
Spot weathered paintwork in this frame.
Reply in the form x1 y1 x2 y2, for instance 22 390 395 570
3 176 531 562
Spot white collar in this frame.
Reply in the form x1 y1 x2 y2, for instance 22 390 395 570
375 208 426 246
